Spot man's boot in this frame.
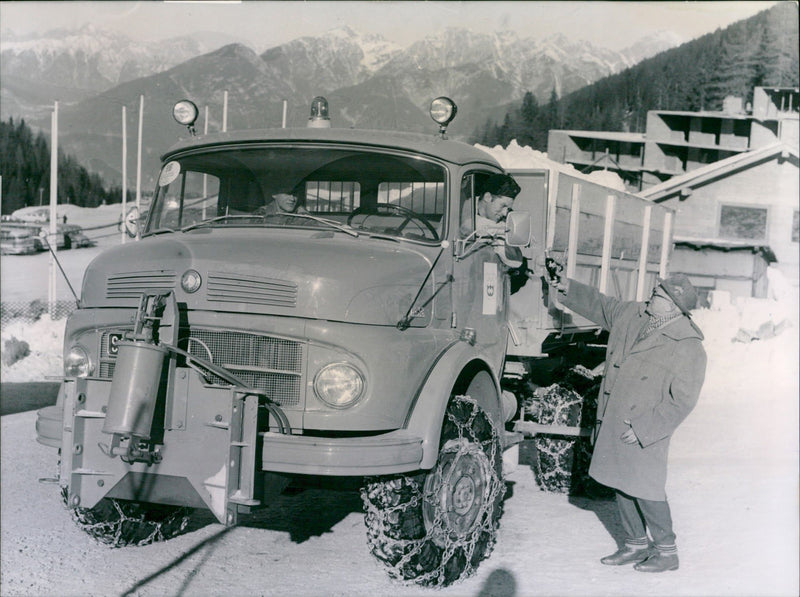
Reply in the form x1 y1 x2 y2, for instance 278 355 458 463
634 548 679 572
600 544 651 566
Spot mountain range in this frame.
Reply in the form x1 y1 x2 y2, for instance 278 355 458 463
1 25 682 187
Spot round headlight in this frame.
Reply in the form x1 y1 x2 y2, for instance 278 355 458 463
64 345 92 378
430 97 457 126
173 100 199 126
181 269 202 293
314 363 365 409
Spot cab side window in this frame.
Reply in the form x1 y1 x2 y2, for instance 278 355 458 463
459 171 497 237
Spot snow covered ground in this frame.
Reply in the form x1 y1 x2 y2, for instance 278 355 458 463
1 149 798 595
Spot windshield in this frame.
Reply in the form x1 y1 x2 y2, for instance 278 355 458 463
146 146 448 242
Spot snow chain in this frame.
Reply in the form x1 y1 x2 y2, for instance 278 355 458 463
527 371 597 493
362 395 505 587
62 486 190 547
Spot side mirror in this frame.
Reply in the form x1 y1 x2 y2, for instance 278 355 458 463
124 207 141 239
505 211 532 247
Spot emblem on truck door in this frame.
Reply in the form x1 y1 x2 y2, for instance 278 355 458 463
482 262 498 314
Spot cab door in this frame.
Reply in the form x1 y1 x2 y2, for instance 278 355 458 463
450 171 510 371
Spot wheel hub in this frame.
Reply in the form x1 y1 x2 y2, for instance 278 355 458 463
423 440 491 545
452 475 476 515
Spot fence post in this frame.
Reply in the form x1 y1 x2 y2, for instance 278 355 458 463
48 102 59 320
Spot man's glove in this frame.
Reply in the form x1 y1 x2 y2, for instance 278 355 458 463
545 256 564 285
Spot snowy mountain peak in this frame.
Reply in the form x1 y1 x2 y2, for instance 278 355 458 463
322 25 359 40
622 30 685 63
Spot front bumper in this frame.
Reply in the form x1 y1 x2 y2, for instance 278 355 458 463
36 404 63 448
260 430 423 476
37 371 428 524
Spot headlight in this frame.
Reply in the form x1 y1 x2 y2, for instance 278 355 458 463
181 269 202 293
64 345 93 378
429 97 457 126
172 100 199 126
313 362 365 409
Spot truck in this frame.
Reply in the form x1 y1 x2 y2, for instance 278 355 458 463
36 96 674 588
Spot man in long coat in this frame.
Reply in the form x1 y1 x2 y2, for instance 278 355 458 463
551 271 706 573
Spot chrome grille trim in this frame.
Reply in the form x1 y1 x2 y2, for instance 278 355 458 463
98 328 304 407
206 272 297 307
106 271 176 298
99 361 115 378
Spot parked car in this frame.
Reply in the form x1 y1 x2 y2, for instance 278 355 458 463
60 224 93 249
0 224 39 255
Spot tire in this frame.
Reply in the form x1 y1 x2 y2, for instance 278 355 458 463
531 435 593 493
527 365 601 495
361 395 505 588
62 487 191 547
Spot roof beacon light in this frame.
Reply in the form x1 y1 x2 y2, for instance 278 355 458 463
430 97 457 138
173 100 199 136
308 96 331 128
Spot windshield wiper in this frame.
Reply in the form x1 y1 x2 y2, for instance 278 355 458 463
141 228 177 238
181 215 260 232
259 213 359 237
397 244 453 331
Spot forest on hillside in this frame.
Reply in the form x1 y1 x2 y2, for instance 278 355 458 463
475 2 799 150
0 118 128 215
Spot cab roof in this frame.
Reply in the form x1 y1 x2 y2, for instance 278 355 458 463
162 127 502 168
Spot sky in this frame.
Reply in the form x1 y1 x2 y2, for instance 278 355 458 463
0 1 781 52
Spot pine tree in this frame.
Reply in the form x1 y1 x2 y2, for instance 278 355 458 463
755 3 800 87
706 23 763 109
0 117 118 214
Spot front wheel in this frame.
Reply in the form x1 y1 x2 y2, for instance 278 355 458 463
361 395 505 587
62 487 191 547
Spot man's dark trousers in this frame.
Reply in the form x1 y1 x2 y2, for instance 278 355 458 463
616 490 676 551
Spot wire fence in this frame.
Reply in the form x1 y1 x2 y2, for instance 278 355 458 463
1 300 77 328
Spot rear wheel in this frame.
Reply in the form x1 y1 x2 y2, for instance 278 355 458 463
361 395 504 587
525 365 603 495
62 487 191 547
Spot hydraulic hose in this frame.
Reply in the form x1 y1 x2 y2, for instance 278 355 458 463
160 343 290 434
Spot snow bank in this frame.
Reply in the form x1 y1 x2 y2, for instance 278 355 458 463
1 316 66 382
11 203 130 228
474 139 627 190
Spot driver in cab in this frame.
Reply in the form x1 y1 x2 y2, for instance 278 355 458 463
259 192 309 217
475 174 529 293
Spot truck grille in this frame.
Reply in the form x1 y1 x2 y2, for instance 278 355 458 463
98 329 304 406
106 271 177 298
206 272 297 307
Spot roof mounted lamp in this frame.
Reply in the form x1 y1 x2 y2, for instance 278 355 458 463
430 97 457 139
173 100 199 136
308 96 331 128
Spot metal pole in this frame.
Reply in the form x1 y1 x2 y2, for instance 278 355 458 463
636 205 652 301
598 194 616 294
282 99 287 128
202 106 209 220
121 105 127 244
659 211 673 279
49 102 59 316
136 94 143 239
565 183 580 281
222 90 228 132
